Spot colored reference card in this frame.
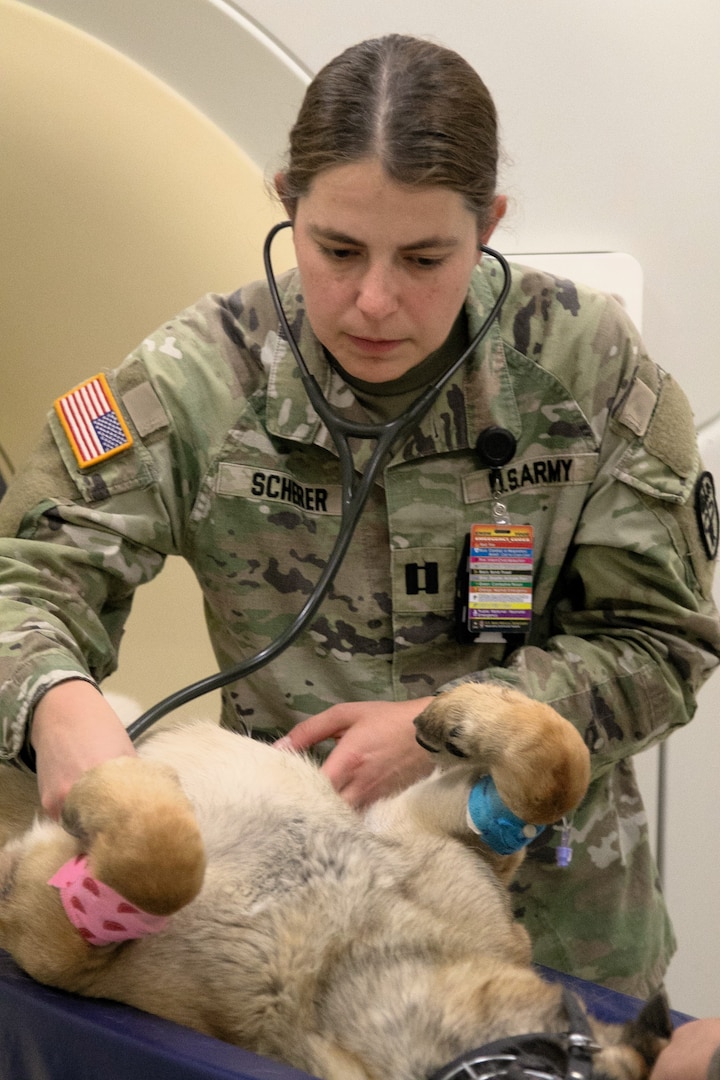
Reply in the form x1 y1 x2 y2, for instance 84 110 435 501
467 523 534 635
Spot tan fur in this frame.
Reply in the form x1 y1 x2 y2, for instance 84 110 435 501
0 767 39 845
0 683 664 1080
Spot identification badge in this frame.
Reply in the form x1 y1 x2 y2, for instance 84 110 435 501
467 523 534 634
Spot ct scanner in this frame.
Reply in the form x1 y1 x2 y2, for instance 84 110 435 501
1 0 719 1037
1 0 305 719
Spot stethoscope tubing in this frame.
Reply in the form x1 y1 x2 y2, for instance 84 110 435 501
127 222 510 740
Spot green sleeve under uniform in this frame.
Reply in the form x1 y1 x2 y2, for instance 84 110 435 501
1 261 718 997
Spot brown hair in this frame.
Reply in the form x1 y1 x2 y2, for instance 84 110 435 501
280 35 499 230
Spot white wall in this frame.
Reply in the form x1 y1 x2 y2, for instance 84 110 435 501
13 0 720 1018
235 0 720 432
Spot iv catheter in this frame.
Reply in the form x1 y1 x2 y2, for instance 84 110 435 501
127 221 511 741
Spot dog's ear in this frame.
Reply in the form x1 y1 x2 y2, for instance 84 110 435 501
630 991 674 1040
621 991 673 1068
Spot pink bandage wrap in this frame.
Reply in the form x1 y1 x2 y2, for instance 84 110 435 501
48 854 169 945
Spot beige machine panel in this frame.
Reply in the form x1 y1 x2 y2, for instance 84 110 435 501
1 1 293 723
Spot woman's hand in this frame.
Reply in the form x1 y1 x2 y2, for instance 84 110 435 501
276 698 435 809
650 1018 720 1080
31 680 137 819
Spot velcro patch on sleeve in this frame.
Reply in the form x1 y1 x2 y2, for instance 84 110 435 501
54 374 134 469
644 374 696 479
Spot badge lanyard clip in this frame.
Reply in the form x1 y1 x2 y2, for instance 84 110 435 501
490 468 510 525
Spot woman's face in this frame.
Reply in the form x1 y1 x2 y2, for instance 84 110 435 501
286 159 504 383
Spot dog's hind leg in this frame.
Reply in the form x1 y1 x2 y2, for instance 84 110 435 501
300 1035 377 1080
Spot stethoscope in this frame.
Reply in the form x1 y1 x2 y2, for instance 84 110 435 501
127 221 512 741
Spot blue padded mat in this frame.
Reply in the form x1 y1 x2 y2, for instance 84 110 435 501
0 949 313 1080
0 949 692 1079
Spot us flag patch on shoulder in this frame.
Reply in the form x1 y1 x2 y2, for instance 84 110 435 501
54 374 133 469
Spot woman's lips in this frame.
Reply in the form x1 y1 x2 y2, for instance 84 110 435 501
346 334 405 355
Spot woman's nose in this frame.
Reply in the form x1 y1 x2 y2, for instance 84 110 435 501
355 261 401 320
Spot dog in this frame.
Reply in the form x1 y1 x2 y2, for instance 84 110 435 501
0 683 670 1079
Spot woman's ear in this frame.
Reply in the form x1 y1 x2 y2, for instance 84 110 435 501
274 172 296 222
477 194 508 250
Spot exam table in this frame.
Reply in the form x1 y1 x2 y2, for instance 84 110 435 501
0 949 692 1080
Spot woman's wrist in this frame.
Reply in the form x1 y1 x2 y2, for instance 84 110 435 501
31 680 136 819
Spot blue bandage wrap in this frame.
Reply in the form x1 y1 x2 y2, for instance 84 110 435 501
466 775 545 855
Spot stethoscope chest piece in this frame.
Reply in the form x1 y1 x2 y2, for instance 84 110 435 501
475 426 517 470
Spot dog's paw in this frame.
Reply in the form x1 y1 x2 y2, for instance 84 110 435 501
414 711 479 761
415 683 590 824
414 683 514 765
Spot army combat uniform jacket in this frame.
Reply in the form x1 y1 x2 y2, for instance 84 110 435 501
1 262 718 996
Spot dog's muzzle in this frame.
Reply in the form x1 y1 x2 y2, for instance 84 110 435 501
429 990 600 1080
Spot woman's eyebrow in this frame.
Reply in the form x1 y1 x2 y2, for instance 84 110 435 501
308 225 362 246
400 236 460 252
308 224 460 250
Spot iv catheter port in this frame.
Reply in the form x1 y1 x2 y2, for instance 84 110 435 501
126 223 511 742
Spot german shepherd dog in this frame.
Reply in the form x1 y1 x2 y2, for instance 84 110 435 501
0 684 670 1079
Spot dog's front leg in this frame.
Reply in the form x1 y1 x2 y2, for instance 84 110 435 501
366 682 590 883
363 764 526 886
60 756 206 916
413 682 590 826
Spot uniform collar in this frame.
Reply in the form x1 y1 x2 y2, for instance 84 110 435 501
263 265 522 473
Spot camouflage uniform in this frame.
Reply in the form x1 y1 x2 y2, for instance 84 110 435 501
0 262 718 996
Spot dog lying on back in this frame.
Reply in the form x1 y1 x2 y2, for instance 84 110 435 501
0 683 669 1079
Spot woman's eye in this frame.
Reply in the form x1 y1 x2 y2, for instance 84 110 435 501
322 246 357 261
409 255 445 269
317 244 445 268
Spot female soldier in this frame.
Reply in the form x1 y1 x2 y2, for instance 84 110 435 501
0 34 718 998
